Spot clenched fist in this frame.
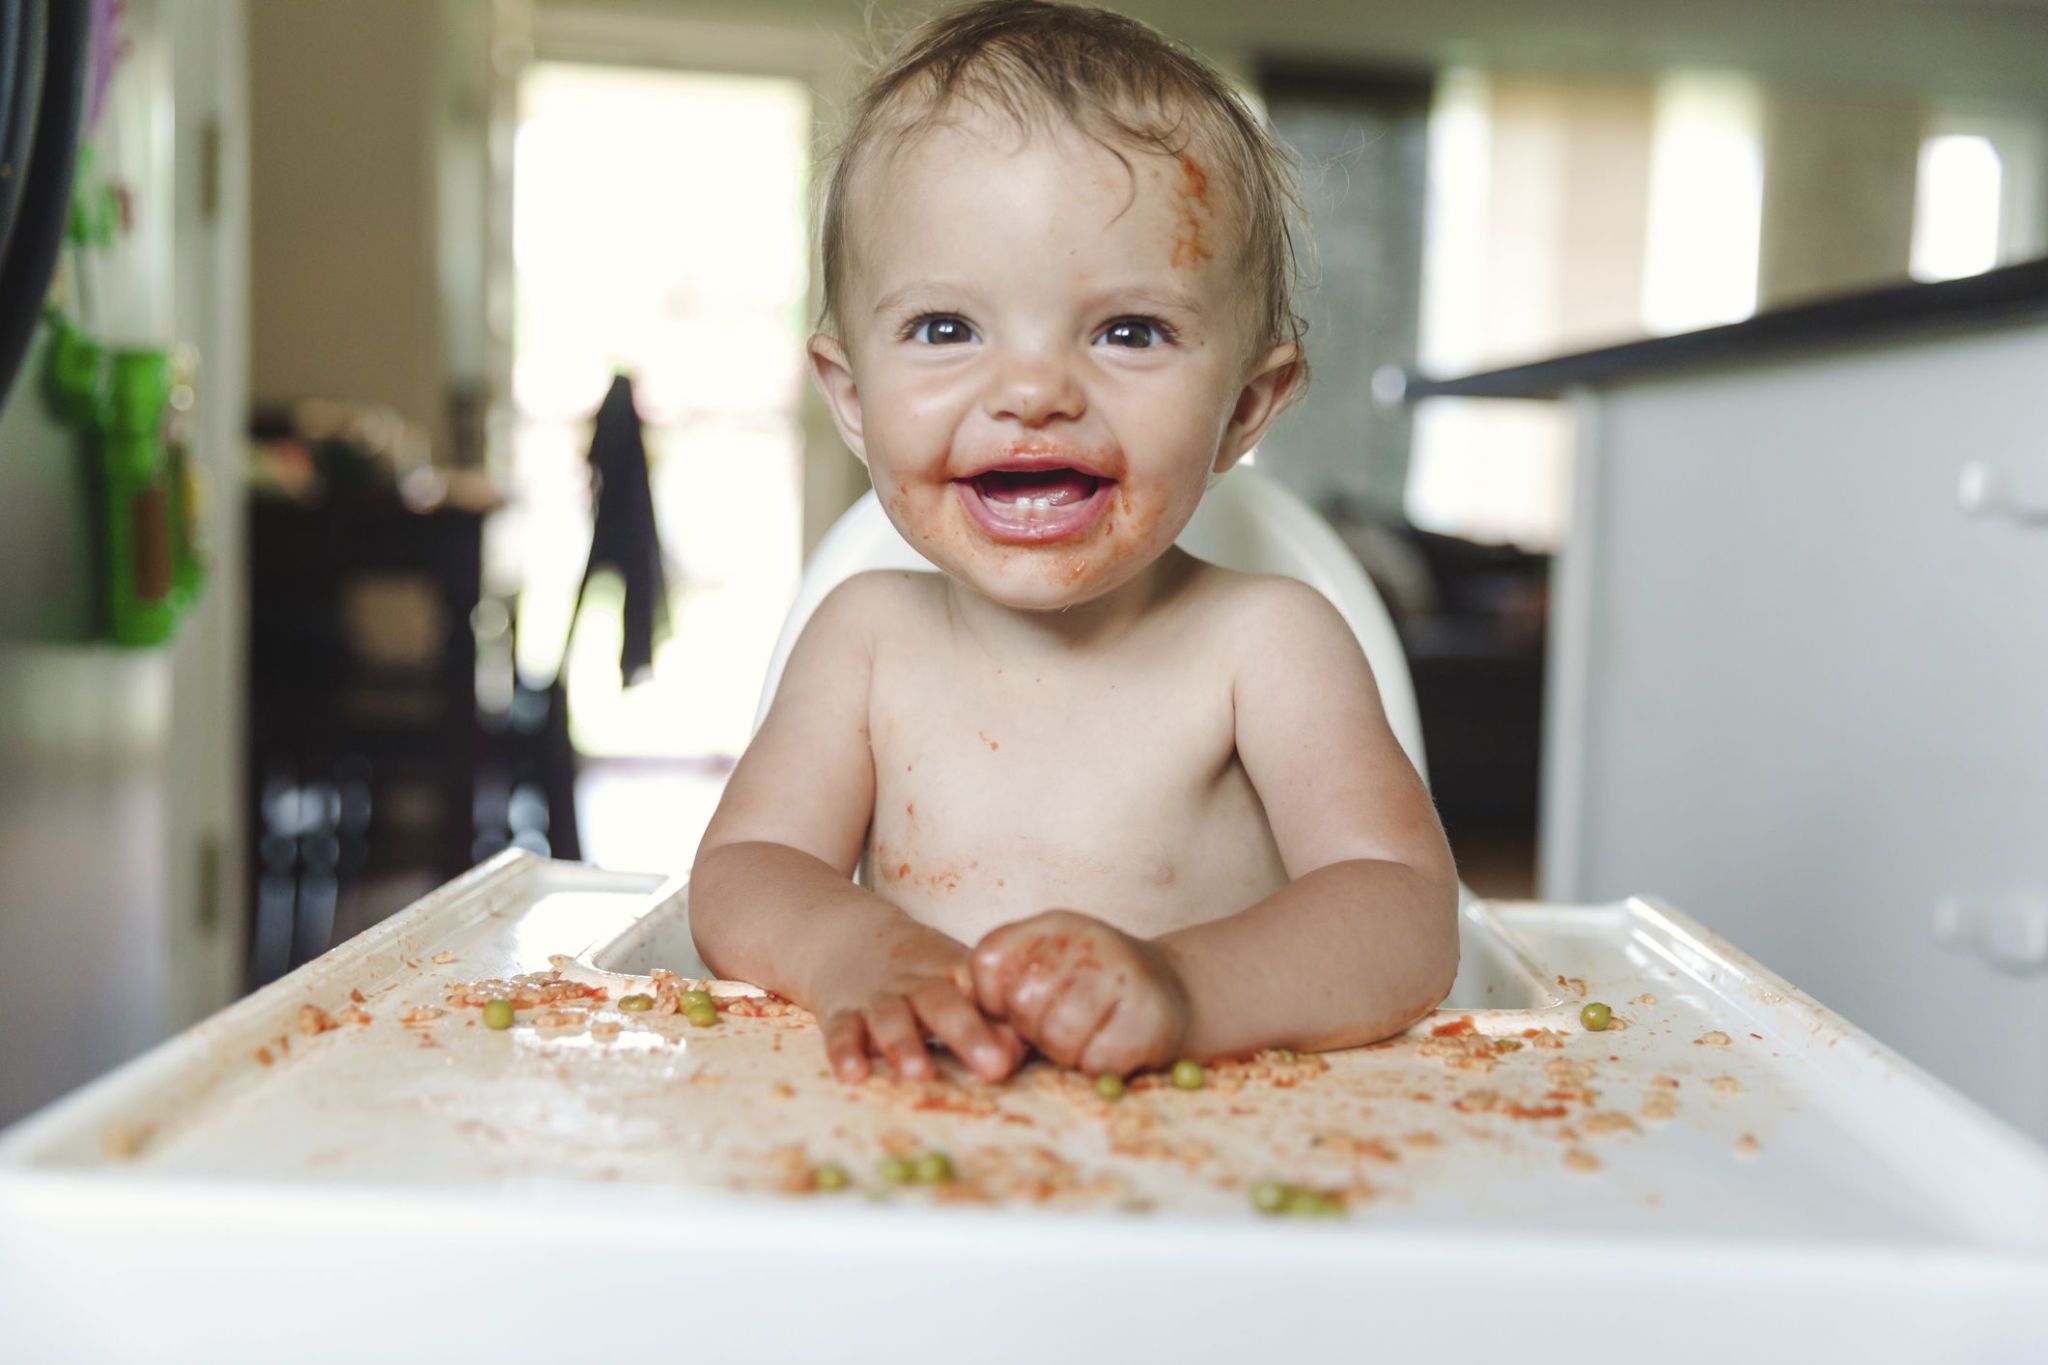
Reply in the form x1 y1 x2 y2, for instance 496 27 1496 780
969 909 1191 1077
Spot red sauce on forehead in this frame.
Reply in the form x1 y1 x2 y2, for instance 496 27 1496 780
1169 154 1214 270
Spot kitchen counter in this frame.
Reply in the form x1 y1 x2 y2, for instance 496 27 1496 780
1403 256 2048 400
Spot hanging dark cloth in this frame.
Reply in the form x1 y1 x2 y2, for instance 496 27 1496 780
573 372 669 685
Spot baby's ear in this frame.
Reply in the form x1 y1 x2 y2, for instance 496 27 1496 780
1214 343 1304 476
807 333 869 465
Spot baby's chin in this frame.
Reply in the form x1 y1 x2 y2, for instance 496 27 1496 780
938 545 1155 612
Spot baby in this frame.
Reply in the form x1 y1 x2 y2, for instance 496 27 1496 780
691 0 1458 1085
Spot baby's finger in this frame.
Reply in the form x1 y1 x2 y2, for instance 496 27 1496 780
968 921 1033 1016
911 980 1015 1081
823 1010 872 1084
1036 979 1117 1069
991 1020 1029 1071
865 995 935 1081
1078 1001 1162 1079
1006 959 1085 1042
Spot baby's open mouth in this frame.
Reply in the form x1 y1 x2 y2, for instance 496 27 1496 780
966 467 1105 508
953 465 1117 544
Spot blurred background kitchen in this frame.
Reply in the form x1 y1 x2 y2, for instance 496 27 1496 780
3 0 2045 1139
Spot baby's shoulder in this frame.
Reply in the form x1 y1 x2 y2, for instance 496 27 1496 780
1176 563 1355 654
808 568 950 642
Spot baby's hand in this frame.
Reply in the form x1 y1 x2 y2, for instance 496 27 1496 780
813 928 1025 1085
970 910 1189 1077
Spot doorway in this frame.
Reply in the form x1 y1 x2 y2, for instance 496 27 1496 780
506 61 811 871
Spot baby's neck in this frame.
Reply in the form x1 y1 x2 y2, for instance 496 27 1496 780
942 547 1199 662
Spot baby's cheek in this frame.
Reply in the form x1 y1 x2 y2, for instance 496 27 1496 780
1102 487 1173 559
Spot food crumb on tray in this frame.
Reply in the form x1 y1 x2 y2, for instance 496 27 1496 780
443 970 606 1011
100 1122 152 1160
1639 1093 1679 1122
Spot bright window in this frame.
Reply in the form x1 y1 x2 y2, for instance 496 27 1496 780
506 63 810 759
1641 73 1763 335
1911 134 2004 282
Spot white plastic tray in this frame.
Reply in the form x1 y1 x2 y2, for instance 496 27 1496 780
3 850 2044 1361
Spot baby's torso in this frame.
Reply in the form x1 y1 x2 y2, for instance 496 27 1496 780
859 565 1289 945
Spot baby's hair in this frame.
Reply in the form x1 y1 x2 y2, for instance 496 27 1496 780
817 0 1310 376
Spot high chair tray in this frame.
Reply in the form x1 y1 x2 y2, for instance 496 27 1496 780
3 850 2043 1361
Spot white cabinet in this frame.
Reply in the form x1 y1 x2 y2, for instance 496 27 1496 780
1535 316 2048 1141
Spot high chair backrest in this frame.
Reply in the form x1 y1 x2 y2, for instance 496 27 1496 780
754 466 1427 782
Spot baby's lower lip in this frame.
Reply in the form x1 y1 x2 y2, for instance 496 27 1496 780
953 472 1115 544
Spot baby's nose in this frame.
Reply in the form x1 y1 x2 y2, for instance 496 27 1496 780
983 349 1085 426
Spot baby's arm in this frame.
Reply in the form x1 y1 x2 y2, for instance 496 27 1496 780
1155 579 1460 1054
973 579 1458 1072
690 575 1021 1083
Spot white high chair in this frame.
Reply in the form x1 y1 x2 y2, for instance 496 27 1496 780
754 467 1427 783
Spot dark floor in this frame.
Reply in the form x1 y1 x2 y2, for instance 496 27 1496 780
1447 827 1539 900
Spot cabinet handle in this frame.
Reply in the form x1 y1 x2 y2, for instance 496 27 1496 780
1958 462 2048 526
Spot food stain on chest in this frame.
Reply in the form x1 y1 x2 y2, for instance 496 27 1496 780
873 814 980 894
978 730 1000 751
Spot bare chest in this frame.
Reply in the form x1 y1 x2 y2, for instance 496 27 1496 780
861 646 1286 944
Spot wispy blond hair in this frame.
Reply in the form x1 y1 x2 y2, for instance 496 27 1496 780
817 0 1310 374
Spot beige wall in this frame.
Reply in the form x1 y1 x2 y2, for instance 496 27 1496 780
543 0 2048 106
1758 91 1925 310
248 0 444 449
1485 76 1657 359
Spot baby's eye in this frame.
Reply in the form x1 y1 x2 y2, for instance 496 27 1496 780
908 315 977 345
1094 318 1169 349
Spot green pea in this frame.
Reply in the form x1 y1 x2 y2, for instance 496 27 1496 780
1580 1001 1612 1032
481 999 514 1031
1285 1189 1341 1217
678 989 713 1012
1250 1181 1290 1214
1171 1059 1206 1091
878 1154 915 1185
685 1000 719 1028
1094 1073 1126 1101
810 1163 849 1192
913 1151 954 1184
618 993 654 1012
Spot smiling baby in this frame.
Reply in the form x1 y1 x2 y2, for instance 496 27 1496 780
690 0 1458 1085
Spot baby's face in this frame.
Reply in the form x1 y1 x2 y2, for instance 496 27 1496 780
812 111 1297 612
